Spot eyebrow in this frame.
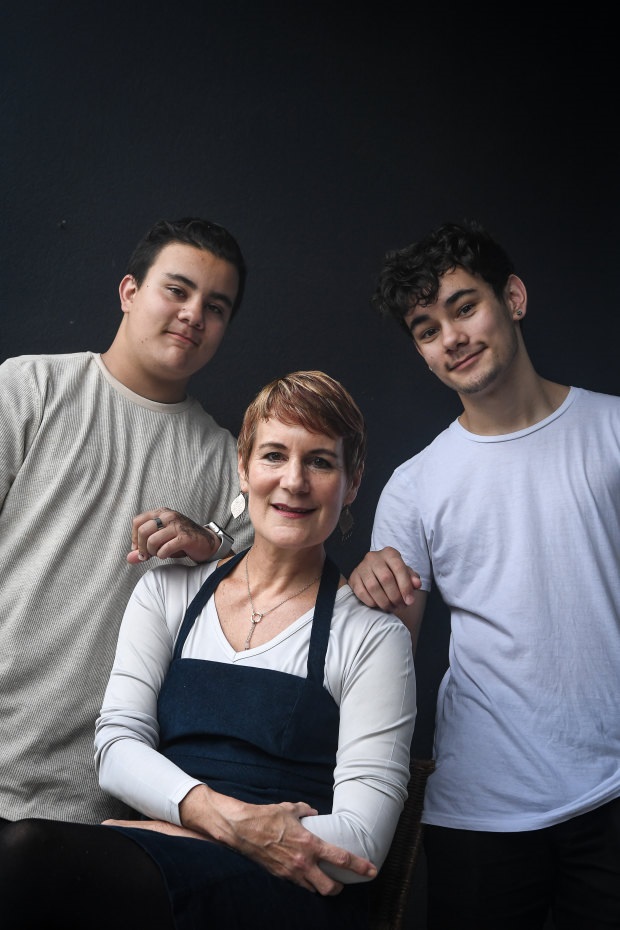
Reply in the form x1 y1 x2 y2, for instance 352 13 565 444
256 441 339 459
407 287 478 333
163 272 234 309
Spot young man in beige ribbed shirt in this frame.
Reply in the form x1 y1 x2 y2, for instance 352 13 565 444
0 217 253 825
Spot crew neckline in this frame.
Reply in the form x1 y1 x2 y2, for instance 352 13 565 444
454 387 577 443
93 353 193 413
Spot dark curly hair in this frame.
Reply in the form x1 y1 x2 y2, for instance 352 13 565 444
372 219 515 336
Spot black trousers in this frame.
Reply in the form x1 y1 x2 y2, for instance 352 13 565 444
424 796 620 929
0 818 368 930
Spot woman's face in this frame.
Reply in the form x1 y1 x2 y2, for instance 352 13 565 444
239 418 359 550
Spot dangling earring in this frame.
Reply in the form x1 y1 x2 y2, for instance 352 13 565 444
338 505 354 542
231 492 246 519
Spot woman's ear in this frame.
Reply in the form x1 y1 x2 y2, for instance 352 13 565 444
237 455 249 493
344 468 363 507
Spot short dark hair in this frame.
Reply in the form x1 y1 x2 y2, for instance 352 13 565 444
372 219 515 336
126 217 247 317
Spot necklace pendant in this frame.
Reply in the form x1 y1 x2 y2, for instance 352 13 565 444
244 616 261 651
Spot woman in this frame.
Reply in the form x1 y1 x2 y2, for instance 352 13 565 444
0 371 416 930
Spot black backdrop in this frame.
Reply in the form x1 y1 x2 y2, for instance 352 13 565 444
2 2 618 758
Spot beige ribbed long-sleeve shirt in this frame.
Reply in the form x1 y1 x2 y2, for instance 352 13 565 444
0 351 252 823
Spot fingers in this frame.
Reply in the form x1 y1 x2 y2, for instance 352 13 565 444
128 510 176 563
318 841 377 881
288 801 318 818
305 867 344 896
298 842 375 896
129 510 168 560
257 804 372 895
130 510 164 553
127 510 218 564
349 547 421 611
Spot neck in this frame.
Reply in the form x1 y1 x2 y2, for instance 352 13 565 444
100 342 189 404
245 541 326 592
458 355 569 435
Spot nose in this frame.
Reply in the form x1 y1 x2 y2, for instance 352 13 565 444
442 321 467 350
178 296 204 329
281 458 308 494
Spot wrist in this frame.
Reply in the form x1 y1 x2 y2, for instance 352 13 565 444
204 522 234 561
180 784 242 846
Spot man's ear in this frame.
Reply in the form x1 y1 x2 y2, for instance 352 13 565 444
505 274 528 321
119 275 138 314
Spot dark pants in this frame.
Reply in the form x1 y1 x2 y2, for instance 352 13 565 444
0 818 369 930
424 797 620 929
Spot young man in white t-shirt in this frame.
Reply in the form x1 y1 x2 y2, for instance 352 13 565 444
348 220 620 929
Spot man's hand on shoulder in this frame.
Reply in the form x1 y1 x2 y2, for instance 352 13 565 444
349 547 427 651
349 547 421 612
127 509 221 564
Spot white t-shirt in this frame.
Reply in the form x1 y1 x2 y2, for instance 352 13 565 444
372 387 620 831
95 559 417 879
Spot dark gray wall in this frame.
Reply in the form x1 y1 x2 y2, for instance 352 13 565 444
2 2 618 760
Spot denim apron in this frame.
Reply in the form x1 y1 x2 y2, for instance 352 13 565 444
112 549 369 929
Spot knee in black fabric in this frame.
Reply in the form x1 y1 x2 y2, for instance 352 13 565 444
0 818 52 871
0 819 174 930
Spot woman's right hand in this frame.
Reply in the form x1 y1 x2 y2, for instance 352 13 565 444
179 785 377 895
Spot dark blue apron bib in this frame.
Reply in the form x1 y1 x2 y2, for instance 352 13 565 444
157 548 340 813
112 550 369 929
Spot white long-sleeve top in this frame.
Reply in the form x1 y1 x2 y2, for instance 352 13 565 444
95 560 416 877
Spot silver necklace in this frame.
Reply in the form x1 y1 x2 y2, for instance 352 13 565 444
243 552 321 650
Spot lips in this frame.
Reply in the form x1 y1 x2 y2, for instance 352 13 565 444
450 349 482 370
272 504 314 515
167 329 199 347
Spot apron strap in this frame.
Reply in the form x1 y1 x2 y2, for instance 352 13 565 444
306 556 340 682
172 549 342 676
173 549 248 659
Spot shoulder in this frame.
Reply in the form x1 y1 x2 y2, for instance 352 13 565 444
333 585 413 649
138 560 218 599
174 401 240 469
565 387 620 434
128 562 219 631
378 425 456 512
0 352 97 402
1 351 92 377
389 421 458 479
183 397 238 439
572 386 620 411
327 588 415 698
